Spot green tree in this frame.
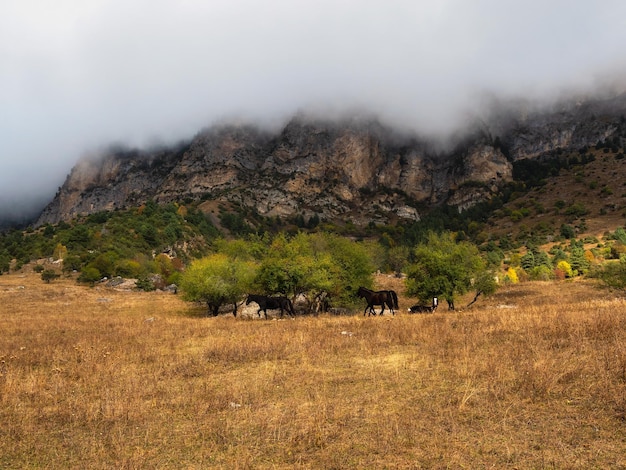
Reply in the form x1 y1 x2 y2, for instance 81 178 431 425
87 251 118 278
560 224 575 239
405 232 494 310
62 254 82 274
614 227 626 245
591 256 626 290
180 253 257 316
65 224 91 249
387 245 410 275
114 258 145 278
255 233 335 308
53 243 68 260
569 242 591 275
78 266 101 285
466 270 498 308
307 233 374 307
214 236 268 261
521 247 552 280
253 232 373 311
0 250 10 273
520 250 535 271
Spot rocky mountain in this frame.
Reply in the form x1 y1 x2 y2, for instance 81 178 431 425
36 94 626 227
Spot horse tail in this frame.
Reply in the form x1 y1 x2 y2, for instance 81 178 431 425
390 290 399 309
287 298 295 316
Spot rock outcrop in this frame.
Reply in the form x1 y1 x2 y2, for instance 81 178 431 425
36 94 626 227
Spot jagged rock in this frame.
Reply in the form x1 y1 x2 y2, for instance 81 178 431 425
36 95 626 227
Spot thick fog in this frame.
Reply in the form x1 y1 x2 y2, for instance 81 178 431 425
2 0 626 224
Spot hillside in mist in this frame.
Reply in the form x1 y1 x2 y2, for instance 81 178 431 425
29 93 626 231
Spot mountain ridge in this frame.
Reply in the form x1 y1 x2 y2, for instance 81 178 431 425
34 94 626 228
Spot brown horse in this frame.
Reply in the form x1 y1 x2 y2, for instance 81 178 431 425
357 287 399 316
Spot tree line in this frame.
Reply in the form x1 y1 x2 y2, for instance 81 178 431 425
180 231 497 315
4 198 626 309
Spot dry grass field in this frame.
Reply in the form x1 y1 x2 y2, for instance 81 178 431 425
2 272 626 469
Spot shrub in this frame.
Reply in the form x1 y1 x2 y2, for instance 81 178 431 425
565 203 589 218
136 277 156 292
53 243 68 260
41 269 60 283
62 254 82 274
115 259 144 278
591 257 626 290
529 265 554 281
556 260 573 278
78 266 101 285
504 267 519 284
560 224 576 239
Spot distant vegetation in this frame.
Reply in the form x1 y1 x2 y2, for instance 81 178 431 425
0 201 219 284
4 139 626 306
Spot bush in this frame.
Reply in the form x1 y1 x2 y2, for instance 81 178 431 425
41 269 60 283
504 267 519 284
62 254 82 273
556 260 573 278
601 186 613 196
115 259 144 278
560 224 576 239
136 277 156 292
529 265 554 281
78 267 101 285
564 203 588 218
591 257 626 290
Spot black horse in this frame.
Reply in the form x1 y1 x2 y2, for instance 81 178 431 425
356 287 399 316
408 297 438 314
245 294 295 319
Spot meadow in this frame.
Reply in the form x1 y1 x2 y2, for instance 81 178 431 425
1 272 626 469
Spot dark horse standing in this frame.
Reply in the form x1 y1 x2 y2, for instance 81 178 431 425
357 287 399 316
245 294 296 319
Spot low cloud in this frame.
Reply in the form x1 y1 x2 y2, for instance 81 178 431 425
2 0 626 224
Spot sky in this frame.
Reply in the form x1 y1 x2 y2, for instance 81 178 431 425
2 0 626 223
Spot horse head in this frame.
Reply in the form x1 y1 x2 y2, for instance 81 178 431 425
245 294 252 305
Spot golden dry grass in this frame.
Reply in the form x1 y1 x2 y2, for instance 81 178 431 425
2 273 626 468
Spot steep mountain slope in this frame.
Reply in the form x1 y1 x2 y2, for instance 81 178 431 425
36 95 626 228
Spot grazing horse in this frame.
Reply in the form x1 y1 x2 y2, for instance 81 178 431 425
408 297 438 314
357 287 399 316
245 294 295 319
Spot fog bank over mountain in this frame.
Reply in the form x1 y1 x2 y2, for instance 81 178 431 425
2 0 626 226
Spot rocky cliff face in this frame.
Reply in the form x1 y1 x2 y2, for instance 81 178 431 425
36 94 626 227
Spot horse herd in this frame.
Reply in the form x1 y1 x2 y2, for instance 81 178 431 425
244 287 438 319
